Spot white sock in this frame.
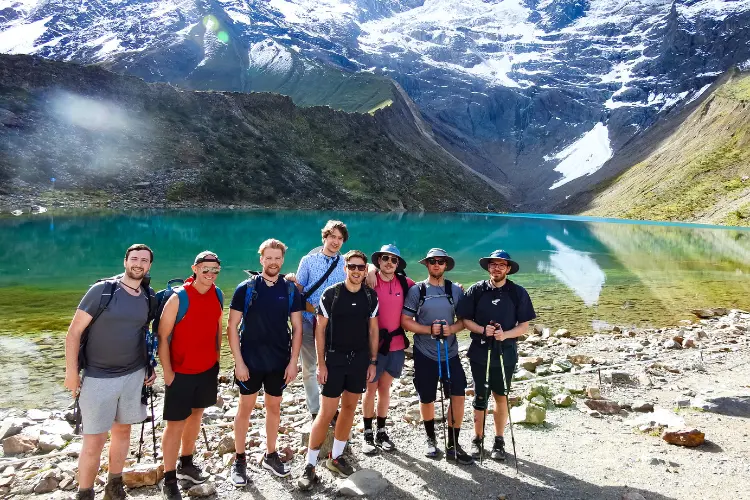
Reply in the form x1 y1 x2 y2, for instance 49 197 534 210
332 439 347 459
306 448 320 466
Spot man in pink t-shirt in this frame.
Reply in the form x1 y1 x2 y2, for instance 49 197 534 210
362 244 415 454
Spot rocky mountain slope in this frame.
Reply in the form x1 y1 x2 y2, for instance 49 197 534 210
2 0 750 211
558 68 750 226
0 54 508 211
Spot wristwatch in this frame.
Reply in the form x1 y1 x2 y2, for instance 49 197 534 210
370 359 378 366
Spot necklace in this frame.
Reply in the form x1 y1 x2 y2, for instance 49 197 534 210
262 275 278 286
119 280 141 293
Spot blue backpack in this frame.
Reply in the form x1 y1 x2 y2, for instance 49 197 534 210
152 278 224 344
238 274 296 335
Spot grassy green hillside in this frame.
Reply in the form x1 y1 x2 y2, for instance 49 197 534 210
577 70 750 226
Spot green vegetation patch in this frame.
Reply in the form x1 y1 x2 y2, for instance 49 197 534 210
0 287 81 333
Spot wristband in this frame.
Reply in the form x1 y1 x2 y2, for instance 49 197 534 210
369 359 378 366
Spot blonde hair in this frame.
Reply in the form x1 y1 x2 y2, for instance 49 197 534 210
258 238 288 257
321 220 349 242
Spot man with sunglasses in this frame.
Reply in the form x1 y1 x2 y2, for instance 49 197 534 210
401 248 473 465
226 239 303 485
157 251 224 500
65 244 156 500
361 244 414 454
456 250 535 461
297 250 378 491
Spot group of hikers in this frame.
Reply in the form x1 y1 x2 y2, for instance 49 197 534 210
64 220 536 500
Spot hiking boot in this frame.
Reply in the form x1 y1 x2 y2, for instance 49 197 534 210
424 436 439 458
446 442 475 465
76 489 95 500
103 476 128 500
176 460 209 484
326 454 355 477
470 435 483 460
491 436 506 461
161 479 181 500
230 457 249 487
262 451 291 478
362 429 377 455
297 464 318 491
376 430 395 451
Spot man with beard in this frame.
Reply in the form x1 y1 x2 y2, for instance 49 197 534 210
361 244 414 454
297 250 378 491
401 248 473 465
286 220 348 421
227 239 303 485
456 250 536 461
64 244 157 500
158 251 224 500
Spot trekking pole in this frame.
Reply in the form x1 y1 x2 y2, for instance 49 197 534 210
480 333 494 464
202 427 211 452
440 322 458 460
137 420 145 463
435 326 448 453
497 338 519 474
149 387 157 459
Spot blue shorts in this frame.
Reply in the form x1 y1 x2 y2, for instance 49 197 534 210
373 350 405 382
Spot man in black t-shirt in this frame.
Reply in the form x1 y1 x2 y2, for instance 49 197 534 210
226 239 303 486
456 250 536 462
297 250 379 491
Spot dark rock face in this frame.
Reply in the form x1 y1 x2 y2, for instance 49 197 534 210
1 0 749 209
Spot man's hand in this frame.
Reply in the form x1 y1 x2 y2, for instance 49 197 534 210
493 325 505 341
431 320 445 336
284 361 299 385
64 371 80 396
235 362 250 382
367 364 376 383
317 363 328 385
164 370 176 387
485 324 496 338
285 273 296 283
144 369 157 386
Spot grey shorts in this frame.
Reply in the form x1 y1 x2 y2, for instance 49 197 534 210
373 350 406 382
79 368 147 435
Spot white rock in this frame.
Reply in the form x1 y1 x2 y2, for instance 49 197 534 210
187 482 217 497
38 433 66 452
337 469 389 497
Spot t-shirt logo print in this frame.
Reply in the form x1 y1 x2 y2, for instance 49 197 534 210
492 299 501 305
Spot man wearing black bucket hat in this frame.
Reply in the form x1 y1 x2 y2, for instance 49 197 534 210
456 250 536 462
401 248 473 465
361 244 415 454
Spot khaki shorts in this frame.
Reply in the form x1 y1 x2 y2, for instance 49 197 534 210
79 368 147 435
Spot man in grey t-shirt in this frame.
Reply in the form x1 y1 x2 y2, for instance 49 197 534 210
401 248 474 465
64 244 156 500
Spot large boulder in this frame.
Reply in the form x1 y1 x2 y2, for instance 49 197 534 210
2 434 38 455
662 428 705 447
122 463 164 488
510 402 546 424
584 399 621 415
337 469 389 497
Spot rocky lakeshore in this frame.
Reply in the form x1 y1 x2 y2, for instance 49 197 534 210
2 308 749 499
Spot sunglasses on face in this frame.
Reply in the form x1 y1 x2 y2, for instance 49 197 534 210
380 255 399 264
199 267 221 275
488 262 509 269
427 258 446 266
346 263 367 271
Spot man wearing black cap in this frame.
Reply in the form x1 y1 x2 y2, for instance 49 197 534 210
456 250 536 461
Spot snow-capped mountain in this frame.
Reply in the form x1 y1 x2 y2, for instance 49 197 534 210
2 0 749 208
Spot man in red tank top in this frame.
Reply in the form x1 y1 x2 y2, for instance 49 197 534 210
157 251 224 500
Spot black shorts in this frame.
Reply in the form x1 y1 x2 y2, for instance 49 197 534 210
322 350 369 399
470 348 517 410
163 363 219 422
235 370 286 397
413 348 467 404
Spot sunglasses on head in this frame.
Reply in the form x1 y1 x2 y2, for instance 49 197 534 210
346 263 367 271
427 258 446 265
380 255 399 264
199 267 221 275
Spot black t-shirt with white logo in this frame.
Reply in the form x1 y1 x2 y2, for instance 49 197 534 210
456 280 536 366
317 283 379 352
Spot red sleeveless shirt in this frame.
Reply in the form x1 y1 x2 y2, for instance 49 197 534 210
170 281 222 374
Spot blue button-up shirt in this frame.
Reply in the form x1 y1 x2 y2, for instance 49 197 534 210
296 251 347 324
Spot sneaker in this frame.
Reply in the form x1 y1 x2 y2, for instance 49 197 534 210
297 464 318 491
161 479 181 500
470 435 483 460
362 429 377 455
262 451 291 477
103 476 128 500
326 454 355 477
176 460 209 484
446 442 475 465
424 436 439 458
491 436 506 461
375 430 395 451
76 489 95 500
230 458 249 487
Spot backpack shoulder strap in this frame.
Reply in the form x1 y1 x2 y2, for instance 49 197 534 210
505 279 520 312
175 287 189 325
243 276 260 317
416 282 427 315
92 279 118 324
395 273 410 297
284 278 296 314
215 286 224 308
363 285 375 312
444 279 454 306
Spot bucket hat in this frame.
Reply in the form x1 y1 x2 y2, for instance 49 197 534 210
418 248 455 272
371 244 407 271
479 249 519 274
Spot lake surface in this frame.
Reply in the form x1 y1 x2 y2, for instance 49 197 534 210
2 209 750 409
